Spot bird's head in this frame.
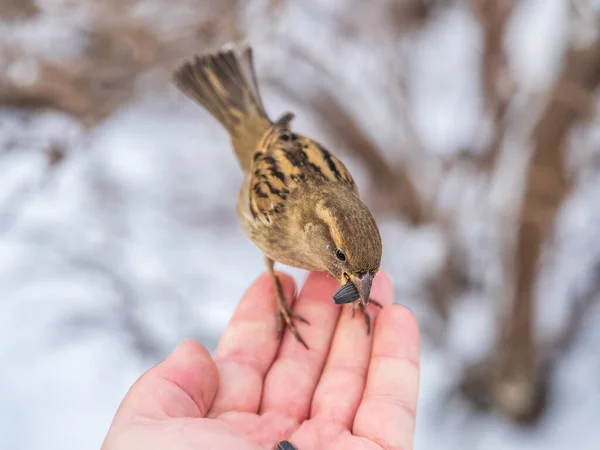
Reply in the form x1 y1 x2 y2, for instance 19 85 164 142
299 188 382 306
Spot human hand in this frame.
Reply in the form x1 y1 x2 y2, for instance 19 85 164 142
101 271 420 450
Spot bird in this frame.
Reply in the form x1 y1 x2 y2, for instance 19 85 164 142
173 42 382 349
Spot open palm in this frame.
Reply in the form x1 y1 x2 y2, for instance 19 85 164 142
102 271 420 450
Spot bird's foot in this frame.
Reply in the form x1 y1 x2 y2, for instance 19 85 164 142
351 298 383 335
273 273 310 349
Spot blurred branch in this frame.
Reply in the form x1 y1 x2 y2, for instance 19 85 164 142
471 0 516 171
473 0 515 110
0 24 160 125
0 0 241 125
0 0 38 19
388 0 438 29
492 37 600 423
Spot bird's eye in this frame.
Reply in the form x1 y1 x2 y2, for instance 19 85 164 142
335 249 346 261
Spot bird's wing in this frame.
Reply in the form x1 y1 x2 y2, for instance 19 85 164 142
248 117 356 224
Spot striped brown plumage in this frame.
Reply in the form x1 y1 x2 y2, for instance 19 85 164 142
249 118 355 223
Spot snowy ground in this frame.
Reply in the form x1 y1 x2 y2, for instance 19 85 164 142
1 1 600 449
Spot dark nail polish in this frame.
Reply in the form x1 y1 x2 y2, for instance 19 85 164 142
277 440 299 450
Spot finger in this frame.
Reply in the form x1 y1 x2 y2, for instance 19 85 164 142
112 339 218 423
209 271 296 417
353 305 420 450
260 272 341 423
310 271 394 428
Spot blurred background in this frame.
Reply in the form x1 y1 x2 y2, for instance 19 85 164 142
1 0 600 448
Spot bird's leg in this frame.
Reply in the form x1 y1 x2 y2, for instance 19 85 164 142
352 299 384 335
265 257 310 349
351 301 359 317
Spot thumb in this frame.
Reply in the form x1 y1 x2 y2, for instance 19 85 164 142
112 339 219 422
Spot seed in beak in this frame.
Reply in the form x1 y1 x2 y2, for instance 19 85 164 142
333 282 360 304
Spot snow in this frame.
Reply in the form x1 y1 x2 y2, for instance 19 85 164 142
1 1 600 449
506 0 570 93
408 4 484 156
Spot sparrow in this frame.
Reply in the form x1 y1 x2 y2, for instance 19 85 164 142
173 42 382 349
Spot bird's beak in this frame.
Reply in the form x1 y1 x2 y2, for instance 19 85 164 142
350 272 373 306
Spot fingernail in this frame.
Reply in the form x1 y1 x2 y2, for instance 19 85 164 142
277 440 299 450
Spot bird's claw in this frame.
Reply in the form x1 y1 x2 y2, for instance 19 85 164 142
273 274 310 349
276 302 310 349
350 297 384 335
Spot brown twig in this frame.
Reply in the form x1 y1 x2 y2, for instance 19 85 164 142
0 0 242 125
0 0 38 19
471 0 516 171
492 38 600 423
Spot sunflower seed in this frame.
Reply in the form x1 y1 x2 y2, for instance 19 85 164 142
333 282 360 304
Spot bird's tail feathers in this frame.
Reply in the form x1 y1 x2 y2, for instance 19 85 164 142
174 44 273 171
